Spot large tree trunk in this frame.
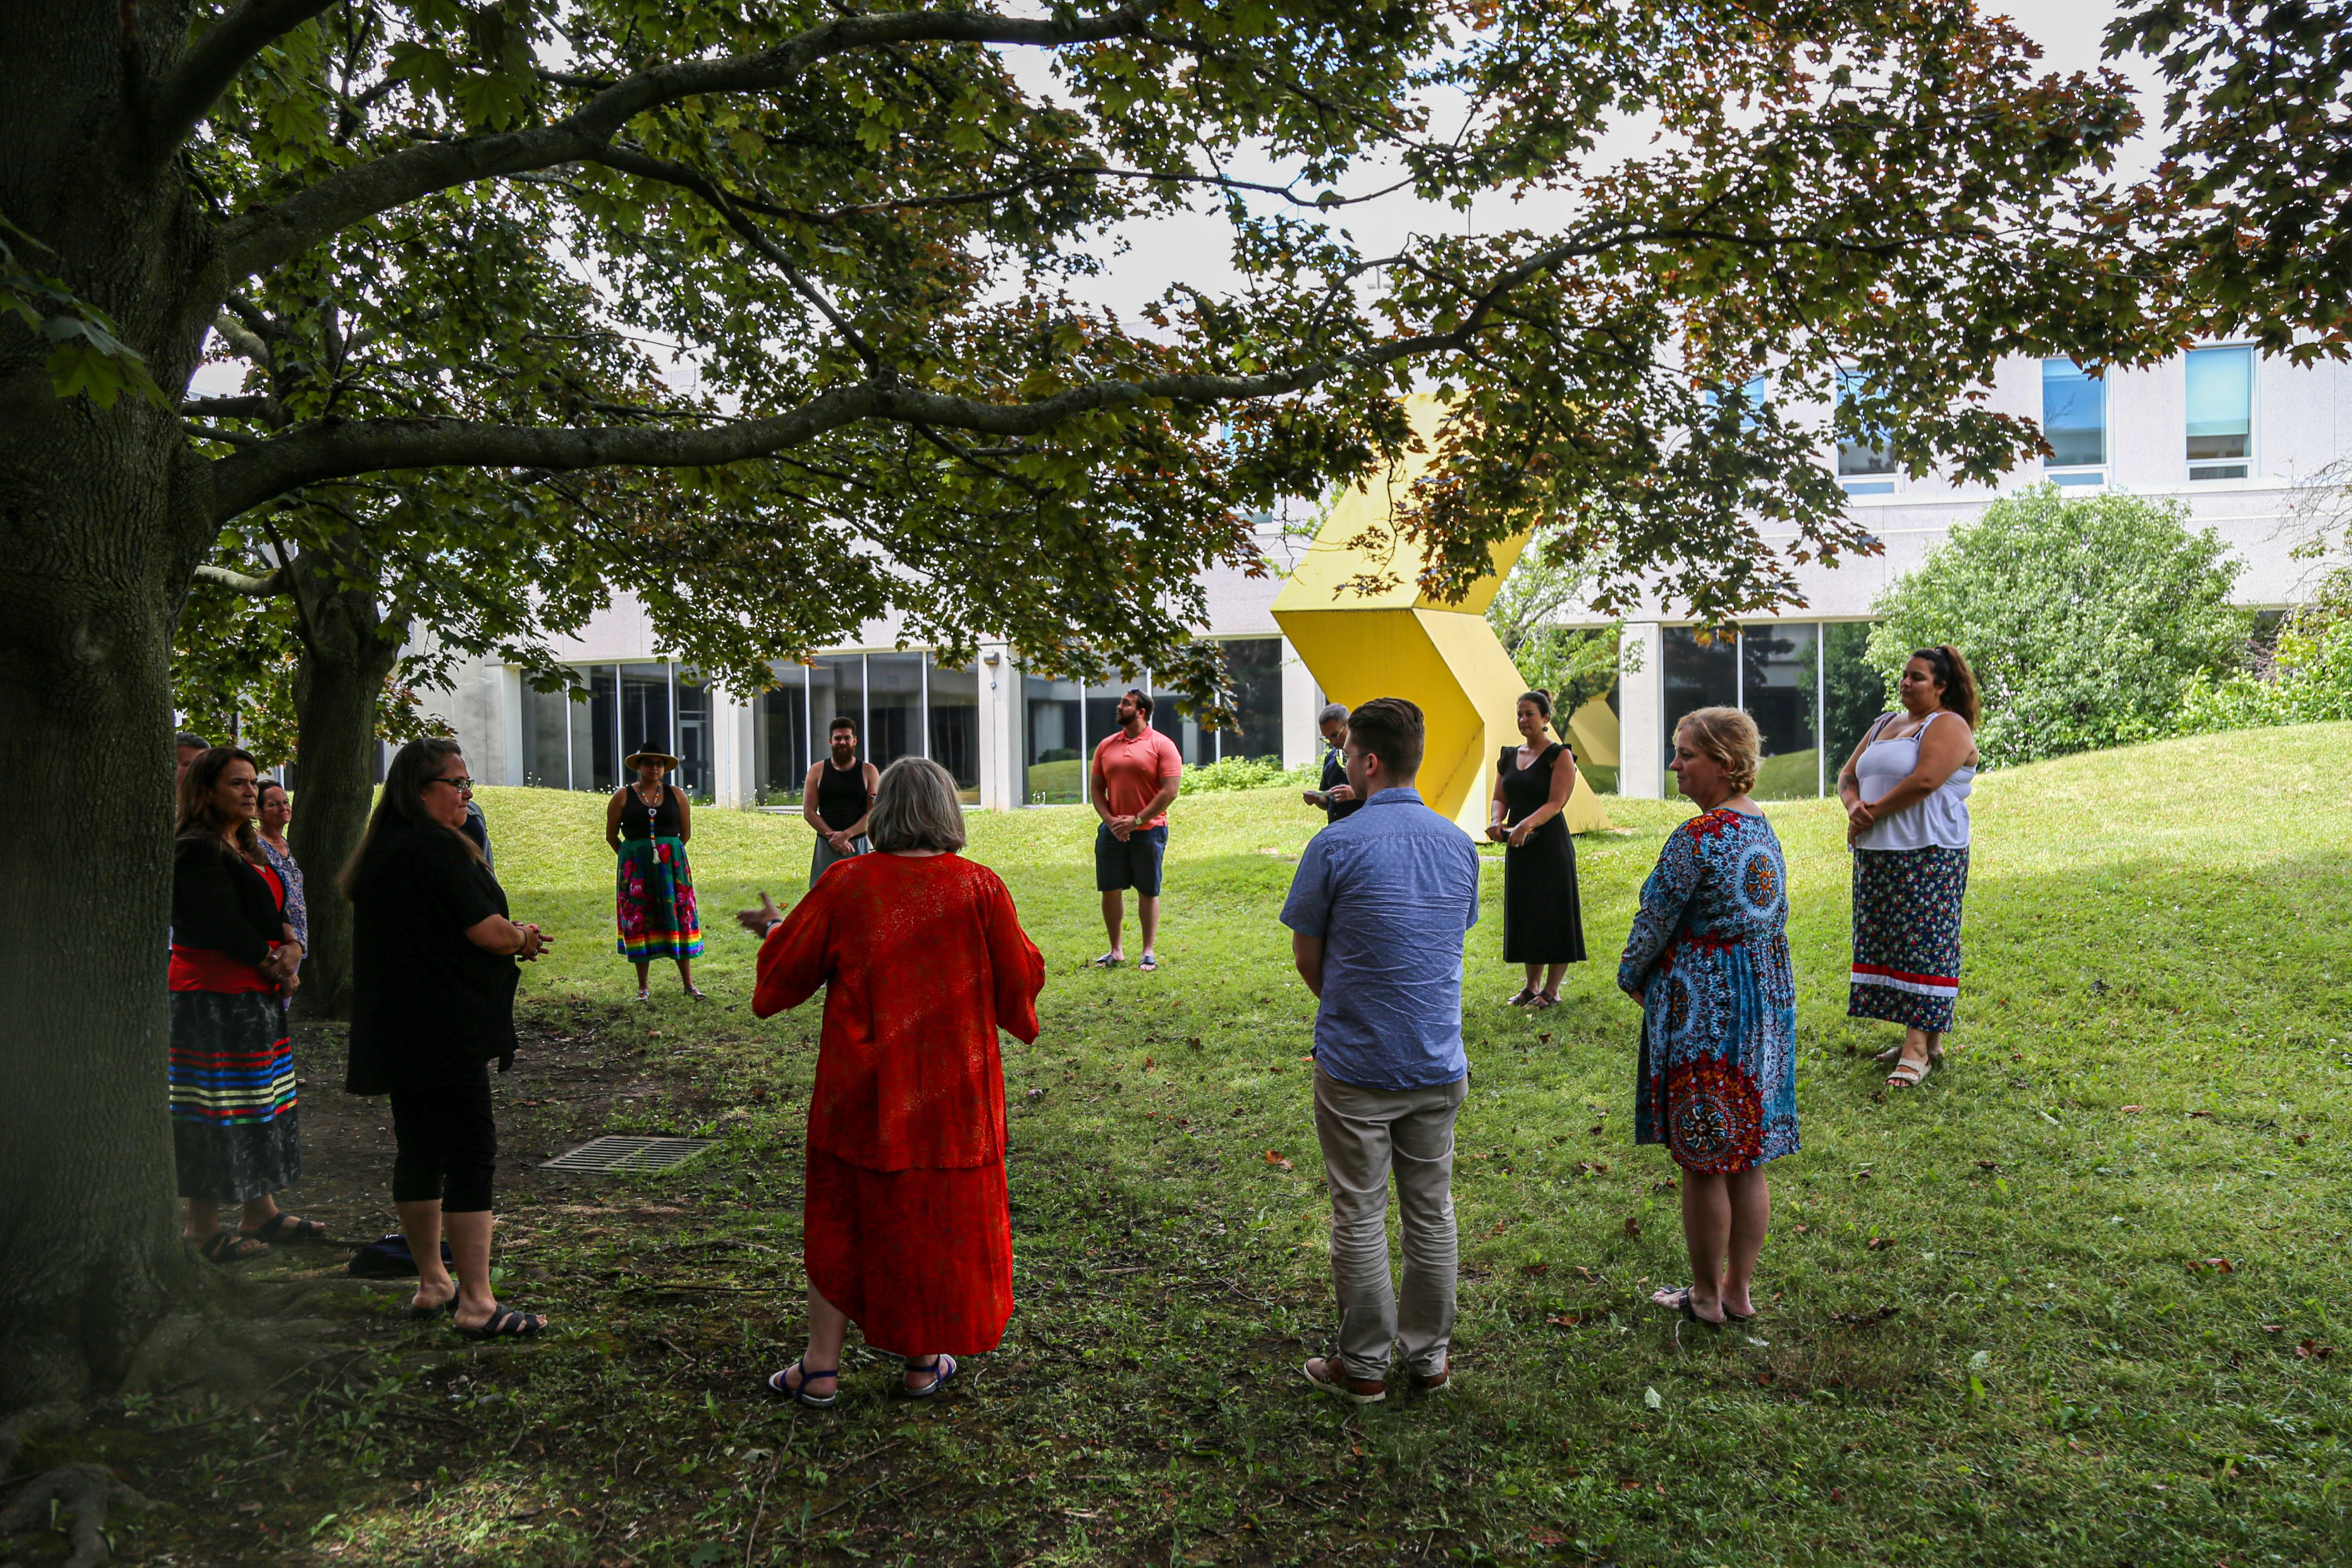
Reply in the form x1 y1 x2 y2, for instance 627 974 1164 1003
287 556 404 1022
0 7 236 1402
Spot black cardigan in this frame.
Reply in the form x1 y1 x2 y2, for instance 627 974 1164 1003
172 837 283 964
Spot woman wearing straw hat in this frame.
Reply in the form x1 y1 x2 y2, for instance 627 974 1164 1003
606 745 705 1001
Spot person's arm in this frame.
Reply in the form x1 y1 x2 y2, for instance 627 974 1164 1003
605 788 626 853
672 785 691 844
1508 746 1581 847
1488 752 1512 842
1136 765 1180 827
983 874 1048 1044
1091 749 1126 834
464 912 547 959
173 847 273 967
1292 931 1326 998
1862 714 1975 823
749 883 835 1016
802 764 828 836
1617 828 1702 1001
1837 714 1893 834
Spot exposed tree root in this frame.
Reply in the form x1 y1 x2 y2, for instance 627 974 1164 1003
0 1463 151 1568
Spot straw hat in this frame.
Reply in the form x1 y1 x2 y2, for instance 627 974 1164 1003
623 746 680 772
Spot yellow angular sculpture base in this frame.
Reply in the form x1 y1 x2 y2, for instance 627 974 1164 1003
1272 397 1614 838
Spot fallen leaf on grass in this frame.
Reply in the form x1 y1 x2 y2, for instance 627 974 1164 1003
2120 1105 2144 1114
2261 1324 2286 1334
1792 1223 1810 1235
1830 1305 1900 1327
1867 1236 1896 1251
1652 1178 1678 1194
1486 1219 1511 1238
2186 1257 2235 1274
2294 1133 2312 1146
1830 1488 1846 1504
2190 1109 2215 1119
2296 1340 2334 1360
1577 1161 1611 1177
1539 1033 1552 1044
1623 1217 1642 1239
1263 1150 1293 1172
1546 1313 1582 1328
1187 1037 1203 1050
1756 1370 1776 1386
1575 1266 1599 1283
1587 1123 1605 1136
1523 1262 1552 1278
1143 1056 1154 1071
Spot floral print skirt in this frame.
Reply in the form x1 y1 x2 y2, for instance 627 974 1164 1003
616 835 703 963
1849 844 1968 1033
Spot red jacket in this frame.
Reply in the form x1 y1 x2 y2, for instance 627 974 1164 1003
753 852 1044 1170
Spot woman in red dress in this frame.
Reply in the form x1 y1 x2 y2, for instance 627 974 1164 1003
738 757 1044 1405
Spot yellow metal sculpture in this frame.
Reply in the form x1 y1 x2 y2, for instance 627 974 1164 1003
1272 396 1616 836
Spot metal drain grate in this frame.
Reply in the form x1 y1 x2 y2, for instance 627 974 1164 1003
540 1135 715 1174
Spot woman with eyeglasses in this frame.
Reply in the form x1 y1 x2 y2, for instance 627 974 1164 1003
344 739 554 1340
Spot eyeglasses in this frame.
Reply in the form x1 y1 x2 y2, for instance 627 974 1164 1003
428 775 475 791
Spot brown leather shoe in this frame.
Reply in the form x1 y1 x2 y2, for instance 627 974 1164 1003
1303 1355 1387 1403
1409 1366 1451 1393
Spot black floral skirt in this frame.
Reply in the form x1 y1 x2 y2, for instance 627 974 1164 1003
169 990 302 1203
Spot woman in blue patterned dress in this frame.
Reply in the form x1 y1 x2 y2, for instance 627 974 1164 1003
1619 707 1797 1327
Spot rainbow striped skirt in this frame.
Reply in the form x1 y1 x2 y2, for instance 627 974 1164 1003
169 990 301 1203
616 835 703 963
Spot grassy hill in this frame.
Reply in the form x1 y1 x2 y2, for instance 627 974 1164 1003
266 727 2352 1564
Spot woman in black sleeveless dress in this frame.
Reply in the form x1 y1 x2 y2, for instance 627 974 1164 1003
1486 690 1588 1007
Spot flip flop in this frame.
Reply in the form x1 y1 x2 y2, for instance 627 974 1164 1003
195 1230 270 1265
1138 954 1158 972
766 1360 838 1409
1090 954 1123 969
902 1354 957 1398
454 1308 548 1342
1651 1286 1725 1326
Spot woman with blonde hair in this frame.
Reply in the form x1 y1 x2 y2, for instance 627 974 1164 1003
737 758 1045 1405
1619 708 1796 1327
1836 645 1981 1089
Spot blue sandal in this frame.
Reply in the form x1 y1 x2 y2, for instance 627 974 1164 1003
902 1354 957 1397
767 1359 838 1409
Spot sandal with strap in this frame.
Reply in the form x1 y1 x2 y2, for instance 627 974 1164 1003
1138 954 1158 972
1885 1055 1932 1089
196 1230 270 1265
901 1354 958 1398
1090 953 1123 969
1875 1042 1947 1067
242 1212 328 1245
454 1307 548 1342
1528 992 1560 1010
1651 1285 1725 1326
1507 987 1537 1007
766 1359 838 1409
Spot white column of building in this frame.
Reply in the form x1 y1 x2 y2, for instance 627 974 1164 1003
1278 636 1321 766
977 642 1017 810
1617 621 1665 798
711 687 748 807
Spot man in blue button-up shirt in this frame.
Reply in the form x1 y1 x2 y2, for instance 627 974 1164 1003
1280 697 1480 1403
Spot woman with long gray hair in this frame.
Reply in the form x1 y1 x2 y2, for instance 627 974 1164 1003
737 757 1045 1406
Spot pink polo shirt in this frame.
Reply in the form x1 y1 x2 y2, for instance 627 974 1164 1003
1090 726 1184 829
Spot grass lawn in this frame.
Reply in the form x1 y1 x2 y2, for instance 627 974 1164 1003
55 725 2352 1567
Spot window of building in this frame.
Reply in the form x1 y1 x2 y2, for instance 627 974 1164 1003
2042 358 2105 484
1083 680 1132 757
580 665 617 792
926 661 980 801
866 652 924 771
1704 374 1770 431
755 666 809 805
519 680 571 789
1742 622 1818 799
810 654 863 746
1814 622 1886 773
1023 673 1086 805
674 674 712 797
1223 638 1285 760
619 663 670 771
1836 370 1898 494
2185 345 2253 480
1661 626 1739 763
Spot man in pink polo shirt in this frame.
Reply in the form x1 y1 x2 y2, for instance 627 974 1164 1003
1089 688 1184 972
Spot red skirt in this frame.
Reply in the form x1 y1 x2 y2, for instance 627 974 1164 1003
803 1148 1013 1356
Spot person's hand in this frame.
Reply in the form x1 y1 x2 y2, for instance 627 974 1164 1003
735 892 784 936
1486 821 1510 844
1302 789 1325 807
517 923 549 961
1508 820 1536 849
1327 783 1356 804
1109 814 1135 840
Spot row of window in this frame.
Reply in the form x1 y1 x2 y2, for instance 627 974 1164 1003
1021 637 1285 805
1660 622 1885 799
518 663 718 797
1840 348 2260 494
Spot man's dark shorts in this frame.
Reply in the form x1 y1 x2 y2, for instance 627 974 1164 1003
1095 822 1169 896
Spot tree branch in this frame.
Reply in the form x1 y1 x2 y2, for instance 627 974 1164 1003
192 561 294 596
139 0 339 171
216 3 1164 280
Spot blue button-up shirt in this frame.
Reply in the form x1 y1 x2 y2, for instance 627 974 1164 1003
1279 787 1480 1091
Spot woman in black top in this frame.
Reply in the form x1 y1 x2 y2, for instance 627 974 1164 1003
346 738 552 1340
604 746 703 1001
802 715 879 884
1487 690 1589 1007
170 747 320 1262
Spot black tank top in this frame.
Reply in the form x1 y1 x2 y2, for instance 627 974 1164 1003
816 760 869 832
1498 743 1569 832
618 783 682 839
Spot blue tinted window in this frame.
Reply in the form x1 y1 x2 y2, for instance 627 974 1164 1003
2042 359 2105 468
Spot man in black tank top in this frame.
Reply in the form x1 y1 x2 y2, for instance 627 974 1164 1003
802 716 878 883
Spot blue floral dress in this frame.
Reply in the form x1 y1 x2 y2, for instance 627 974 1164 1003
1618 808 1798 1174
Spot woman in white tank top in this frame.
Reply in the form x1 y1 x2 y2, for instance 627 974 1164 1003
1835 646 1982 1090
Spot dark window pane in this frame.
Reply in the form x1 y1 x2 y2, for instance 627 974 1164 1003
1084 680 1132 759
1023 672 1085 804
675 673 712 797
756 664 809 804
1837 370 1896 478
2042 359 2105 467
1817 622 1887 763
1222 638 1284 760
867 653 923 771
581 665 618 793
926 658 979 798
521 682 570 789
1743 622 1818 799
810 655 864 752
619 662 671 772
1661 628 1738 760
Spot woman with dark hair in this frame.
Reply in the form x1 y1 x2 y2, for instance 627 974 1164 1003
736 758 1045 1405
606 746 703 1001
1836 645 1981 1089
1487 689 1588 1008
345 738 554 1339
255 779 307 959
171 747 320 1262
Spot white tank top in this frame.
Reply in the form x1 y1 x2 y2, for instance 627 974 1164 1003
1852 709 1974 852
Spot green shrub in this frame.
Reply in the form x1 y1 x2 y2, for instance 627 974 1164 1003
1177 755 1316 794
2169 577 2352 735
1865 486 2250 766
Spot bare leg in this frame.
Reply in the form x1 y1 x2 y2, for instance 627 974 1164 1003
1100 891 1125 960
632 960 650 996
676 956 699 993
1721 1168 1771 1317
442 1209 503 1329
182 1197 219 1243
1669 1172 1729 1321
1137 894 1160 959
1522 963 1542 995
778 1285 850 1399
1541 962 1569 1000
397 1197 452 1313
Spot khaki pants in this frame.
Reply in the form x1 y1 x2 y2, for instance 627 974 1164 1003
1312 1066 1466 1383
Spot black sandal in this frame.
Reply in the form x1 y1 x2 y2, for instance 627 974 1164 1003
242 1212 329 1245
406 1286 458 1320
1652 1286 1724 1327
196 1230 270 1264
454 1308 548 1342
